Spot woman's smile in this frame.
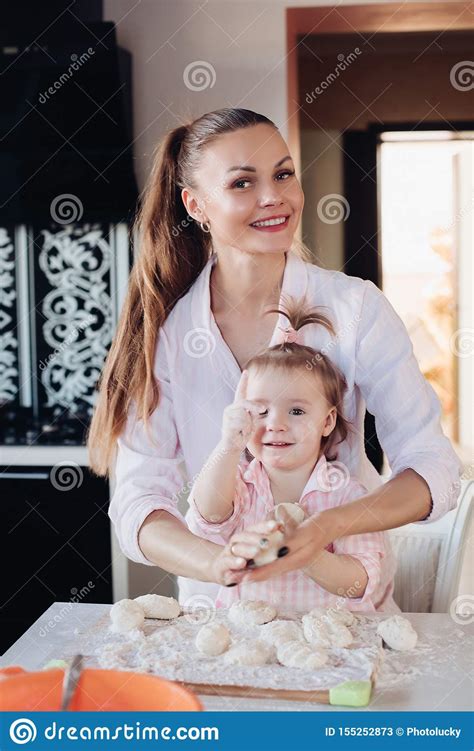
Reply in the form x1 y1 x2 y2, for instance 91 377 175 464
250 214 291 232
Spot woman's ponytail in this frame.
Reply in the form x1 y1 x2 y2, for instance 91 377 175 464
87 108 285 476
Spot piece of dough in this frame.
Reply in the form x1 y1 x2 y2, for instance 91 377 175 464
110 599 145 633
302 613 353 648
277 640 328 669
274 502 305 525
228 600 277 627
259 619 304 647
134 594 180 619
308 606 355 628
195 622 231 656
224 640 273 666
252 526 286 567
377 616 417 651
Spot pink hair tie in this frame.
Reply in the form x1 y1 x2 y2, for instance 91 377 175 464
277 324 299 344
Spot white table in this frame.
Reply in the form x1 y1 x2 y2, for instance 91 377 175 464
1 603 473 712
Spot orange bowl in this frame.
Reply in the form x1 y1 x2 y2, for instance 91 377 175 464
0 667 202 711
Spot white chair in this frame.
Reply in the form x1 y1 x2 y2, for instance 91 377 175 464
388 480 473 613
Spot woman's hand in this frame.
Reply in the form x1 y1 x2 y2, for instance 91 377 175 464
240 510 336 583
208 544 249 587
221 370 266 451
208 518 284 586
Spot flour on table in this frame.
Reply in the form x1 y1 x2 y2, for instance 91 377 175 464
45 603 470 699
74 606 384 694
146 625 180 645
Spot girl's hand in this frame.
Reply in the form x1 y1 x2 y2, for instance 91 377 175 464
240 511 335 583
221 370 266 451
226 518 284 561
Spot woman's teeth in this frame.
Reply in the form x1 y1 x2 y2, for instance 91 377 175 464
251 217 287 227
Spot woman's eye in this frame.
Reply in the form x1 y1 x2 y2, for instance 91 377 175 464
231 170 294 189
289 408 305 416
232 178 252 189
258 409 268 417
276 170 295 180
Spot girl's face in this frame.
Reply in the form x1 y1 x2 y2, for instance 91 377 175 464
182 123 304 255
246 367 337 471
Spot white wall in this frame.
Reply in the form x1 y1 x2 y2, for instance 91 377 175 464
104 0 423 191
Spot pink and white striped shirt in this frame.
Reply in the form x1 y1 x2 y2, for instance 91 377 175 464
187 453 399 613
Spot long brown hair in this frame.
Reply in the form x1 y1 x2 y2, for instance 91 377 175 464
87 108 311 476
245 296 351 461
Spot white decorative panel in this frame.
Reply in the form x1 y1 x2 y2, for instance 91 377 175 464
0 227 18 403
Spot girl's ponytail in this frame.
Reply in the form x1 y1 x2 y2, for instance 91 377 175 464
246 296 351 461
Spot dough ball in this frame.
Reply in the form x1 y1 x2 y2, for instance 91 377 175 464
274 502 305 525
259 619 304 647
134 594 180 619
302 614 331 647
224 640 273 666
228 600 277 627
195 622 231 656
277 640 328 670
308 606 355 628
302 613 353 648
377 616 417 651
252 527 286 567
110 599 145 633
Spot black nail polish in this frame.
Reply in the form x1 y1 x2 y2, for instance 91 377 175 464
277 546 289 557
246 559 255 568
226 582 238 587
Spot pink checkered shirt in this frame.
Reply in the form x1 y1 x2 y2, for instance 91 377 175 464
187 453 399 613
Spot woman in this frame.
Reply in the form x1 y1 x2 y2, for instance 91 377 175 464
88 108 461 605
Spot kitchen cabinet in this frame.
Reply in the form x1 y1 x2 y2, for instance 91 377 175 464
1 464 112 653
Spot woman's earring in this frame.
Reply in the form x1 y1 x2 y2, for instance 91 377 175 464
199 220 211 233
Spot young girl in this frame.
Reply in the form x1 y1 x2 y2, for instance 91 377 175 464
187 298 398 613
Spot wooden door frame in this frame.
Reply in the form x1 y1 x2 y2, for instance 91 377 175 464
286 2 474 172
286 3 474 470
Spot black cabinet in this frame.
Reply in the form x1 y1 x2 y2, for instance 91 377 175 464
1 465 112 654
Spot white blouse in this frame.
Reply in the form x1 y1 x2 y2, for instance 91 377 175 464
109 251 462 604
